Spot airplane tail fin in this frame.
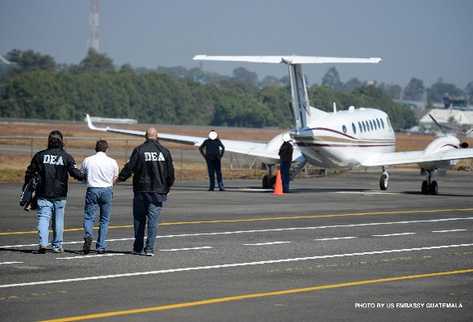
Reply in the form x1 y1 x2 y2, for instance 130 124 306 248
193 55 381 130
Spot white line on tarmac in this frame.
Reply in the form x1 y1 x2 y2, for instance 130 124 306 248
243 241 292 246
1 216 473 249
1 243 473 289
373 232 416 237
56 254 125 260
0 261 23 265
160 246 213 252
432 229 468 233
314 236 357 241
334 191 400 195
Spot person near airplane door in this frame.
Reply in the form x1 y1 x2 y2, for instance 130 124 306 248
279 140 293 193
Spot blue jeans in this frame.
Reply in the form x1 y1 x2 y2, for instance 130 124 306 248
37 198 66 248
83 187 113 251
280 161 291 193
133 192 162 253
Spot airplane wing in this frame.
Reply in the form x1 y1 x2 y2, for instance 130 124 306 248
361 149 473 167
193 55 381 65
85 114 279 162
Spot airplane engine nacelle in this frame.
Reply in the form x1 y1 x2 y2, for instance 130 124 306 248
266 132 292 154
420 135 460 171
266 131 303 162
423 135 460 155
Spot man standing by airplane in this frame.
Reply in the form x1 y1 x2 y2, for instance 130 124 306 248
23 130 84 254
199 130 225 191
279 140 293 193
81 140 119 255
118 128 174 256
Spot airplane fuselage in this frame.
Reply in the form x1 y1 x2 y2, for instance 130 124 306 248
291 107 395 169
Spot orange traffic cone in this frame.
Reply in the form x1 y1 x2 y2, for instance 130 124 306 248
273 170 284 196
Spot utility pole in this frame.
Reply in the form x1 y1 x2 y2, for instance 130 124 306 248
88 0 101 52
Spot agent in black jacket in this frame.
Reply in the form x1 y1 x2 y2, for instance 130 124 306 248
118 128 175 256
278 140 293 193
24 130 84 253
199 130 225 191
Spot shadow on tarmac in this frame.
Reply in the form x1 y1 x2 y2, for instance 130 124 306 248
402 191 473 197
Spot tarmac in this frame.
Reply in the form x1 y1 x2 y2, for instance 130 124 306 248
0 170 472 321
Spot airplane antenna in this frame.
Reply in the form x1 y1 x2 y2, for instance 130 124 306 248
333 102 337 113
88 0 101 52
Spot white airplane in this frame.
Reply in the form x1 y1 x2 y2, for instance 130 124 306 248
86 54 473 194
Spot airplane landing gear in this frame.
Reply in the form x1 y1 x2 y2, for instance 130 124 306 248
379 168 389 191
262 164 276 189
262 174 276 189
421 170 438 195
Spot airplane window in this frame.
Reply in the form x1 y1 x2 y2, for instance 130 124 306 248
369 120 374 131
376 119 381 129
352 123 356 134
362 121 367 132
342 125 347 134
373 119 378 130
380 118 385 128
358 122 363 133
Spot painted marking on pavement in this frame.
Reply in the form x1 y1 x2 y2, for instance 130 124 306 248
2 207 473 236
432 229 467 233
160 246 213 252
243 241 292 246
314 236 357 241
39 267 473 322
2 216 473 249
0 261 23 265
56 254 125 260
334 191 400 195
2 243 473 289
372 232 416 237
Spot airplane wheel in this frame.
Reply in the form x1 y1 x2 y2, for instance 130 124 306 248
421 180 428 194
430 180 438 195
262 175 276 189
269 175 276 188
379 173 388 190
262 175 270 189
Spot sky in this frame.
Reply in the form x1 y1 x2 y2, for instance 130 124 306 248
1 0 472 87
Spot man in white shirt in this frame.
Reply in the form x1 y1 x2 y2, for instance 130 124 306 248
81 140 119 254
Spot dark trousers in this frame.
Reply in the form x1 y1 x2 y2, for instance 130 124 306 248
280 161 291 193
132 193 161 253
206 158 223 190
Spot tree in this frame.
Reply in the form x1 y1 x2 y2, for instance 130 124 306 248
403 78 424 101
5 49 56 72
379 83 402 100
343 77 363 92
232 67 258 88
321 67 343 91
428 79 464 103
464 81 473 105
260 75 282 88
78 48 114 72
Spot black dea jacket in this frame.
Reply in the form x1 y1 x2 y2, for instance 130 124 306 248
24 148 84 200
118 139 175 194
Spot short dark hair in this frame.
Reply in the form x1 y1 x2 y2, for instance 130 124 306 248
95 140 108 153
48 130 64 149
